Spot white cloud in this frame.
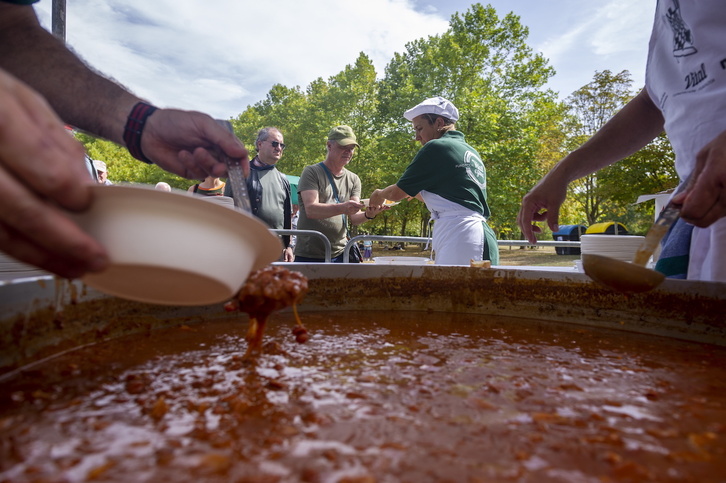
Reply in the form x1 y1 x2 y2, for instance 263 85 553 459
33 0 652 115
533 0 653 94
536 21 590 66
588 0 654 57
35 0 448 119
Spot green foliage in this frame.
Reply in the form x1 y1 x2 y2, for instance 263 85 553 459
562 70 678 232
596 132 678 234
76 133 190 190
566 70 634 137
75 3 674 241
375 4 563 238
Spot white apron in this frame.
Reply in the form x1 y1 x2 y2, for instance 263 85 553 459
421 191 486 266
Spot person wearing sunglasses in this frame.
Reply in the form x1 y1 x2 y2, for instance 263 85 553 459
226 127 295 261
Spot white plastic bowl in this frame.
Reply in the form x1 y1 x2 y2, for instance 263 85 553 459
71 184 281 306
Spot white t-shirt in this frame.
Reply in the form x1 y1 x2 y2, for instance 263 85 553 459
645 0 726 281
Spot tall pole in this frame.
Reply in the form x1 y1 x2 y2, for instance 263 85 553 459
51 0 66 40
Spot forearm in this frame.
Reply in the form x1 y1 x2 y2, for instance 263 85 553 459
0 4 139 143
551 88 665 184
304 202 345 219
382 184 409 201
350 212 369 226
517 89 665 243
370 184 408 205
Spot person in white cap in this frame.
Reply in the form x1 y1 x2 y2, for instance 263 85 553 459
369 97 498 266
154 182 172 192
92 159 113 185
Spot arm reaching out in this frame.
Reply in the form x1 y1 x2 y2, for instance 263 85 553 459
369 184 409 208
517 89 665 243
0 3 249 278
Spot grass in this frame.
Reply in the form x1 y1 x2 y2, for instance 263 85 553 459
369 243 580 267
495 246 580 267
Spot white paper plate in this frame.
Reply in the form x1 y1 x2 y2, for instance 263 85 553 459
71 184 281 306
361 199 400 208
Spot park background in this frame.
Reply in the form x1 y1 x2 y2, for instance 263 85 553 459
71 3 677 245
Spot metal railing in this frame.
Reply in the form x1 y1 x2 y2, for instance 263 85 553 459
497 240 581 248
344 235 431 263
271 229 581 264
271 229 332 262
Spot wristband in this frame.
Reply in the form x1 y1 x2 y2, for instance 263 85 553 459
123 101 158 164
364 213 376 220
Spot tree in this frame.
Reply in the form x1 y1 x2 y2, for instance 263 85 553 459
232 53 379 180
77 133 190 190
80 3 675 242
375 3 564 238
563 70 635 225
76 3 567 241
597 132 677 233
562 70 678 232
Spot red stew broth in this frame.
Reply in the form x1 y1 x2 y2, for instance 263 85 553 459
1 311 725 482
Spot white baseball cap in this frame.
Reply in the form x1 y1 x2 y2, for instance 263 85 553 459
403 96 459 122
93 159 107 172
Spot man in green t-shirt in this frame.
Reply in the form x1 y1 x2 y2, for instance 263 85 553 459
295 126 385 262
369 97 499 266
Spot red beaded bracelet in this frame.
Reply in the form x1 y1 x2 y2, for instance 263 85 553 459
123 101 158 164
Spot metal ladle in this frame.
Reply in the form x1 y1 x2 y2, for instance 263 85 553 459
581 254 666 293
582 175 692 293
215 120 252 213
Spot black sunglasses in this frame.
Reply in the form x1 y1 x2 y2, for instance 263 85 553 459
268 140 286 150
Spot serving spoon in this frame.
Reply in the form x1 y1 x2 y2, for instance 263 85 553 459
215 120 252 212
582 175 692 293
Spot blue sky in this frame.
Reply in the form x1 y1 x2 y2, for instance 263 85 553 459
416 0 653 91
34 0 654 120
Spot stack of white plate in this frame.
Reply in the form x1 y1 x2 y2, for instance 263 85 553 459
580 235 645 262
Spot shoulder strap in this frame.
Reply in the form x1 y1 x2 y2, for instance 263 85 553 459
318 162 349 233
318 162 340 203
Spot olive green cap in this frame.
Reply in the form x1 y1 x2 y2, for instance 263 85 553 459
327 125 359 147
